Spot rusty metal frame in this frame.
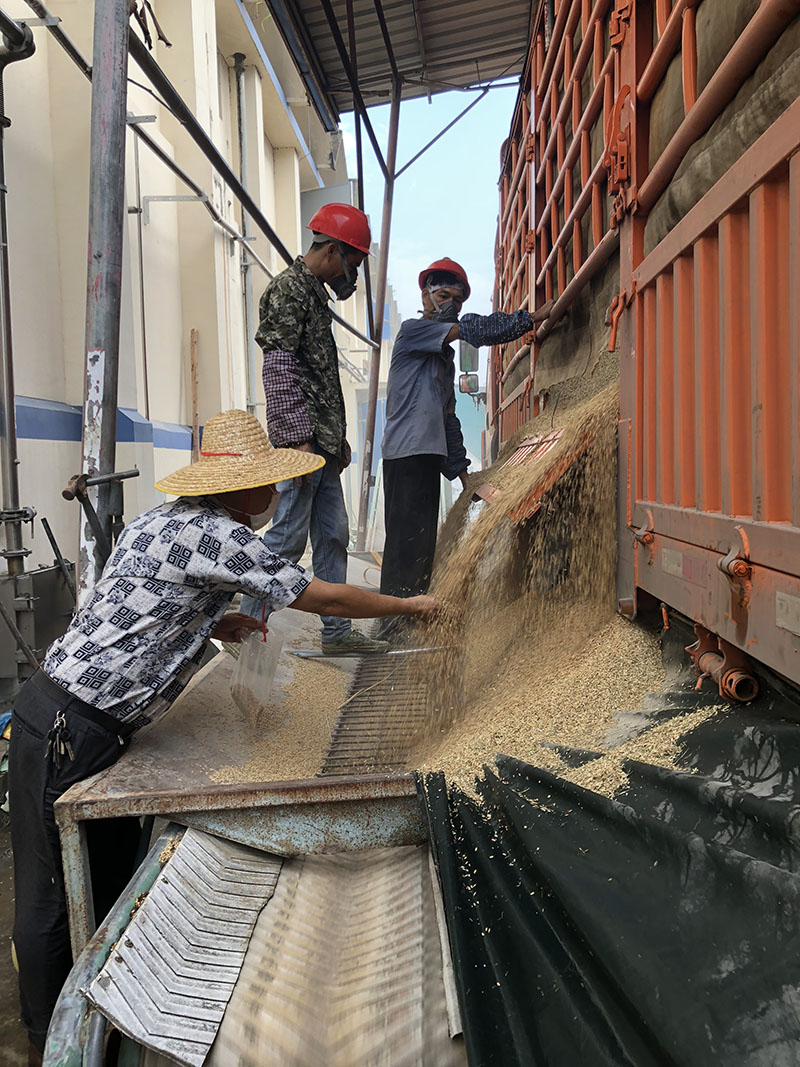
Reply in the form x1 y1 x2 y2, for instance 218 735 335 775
489 0 620 443
55 772 422 958
614 0 800 690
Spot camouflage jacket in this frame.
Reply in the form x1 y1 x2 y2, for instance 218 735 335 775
256 256 346 461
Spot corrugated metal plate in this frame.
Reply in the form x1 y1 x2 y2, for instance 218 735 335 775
86 829 282 1067
207 845 466 1067
270 0 533 114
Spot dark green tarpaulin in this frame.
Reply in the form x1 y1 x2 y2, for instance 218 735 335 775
421 628 800 1067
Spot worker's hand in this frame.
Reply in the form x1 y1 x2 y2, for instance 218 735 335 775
404 595 440 621
291 441 315 484
403 595 458 621
339 440 352 473
531 298 555 323
211 612 263 643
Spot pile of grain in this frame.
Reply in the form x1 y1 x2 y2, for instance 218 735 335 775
410 381 676 795
212 652 350 784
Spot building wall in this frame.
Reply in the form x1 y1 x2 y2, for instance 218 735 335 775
1 0 375 582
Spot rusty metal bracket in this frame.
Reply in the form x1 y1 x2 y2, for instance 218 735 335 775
717 525 752 608
686 623 759 703
606 290 629 352
632 508 655 563
604 85 633 193
610 0 632 45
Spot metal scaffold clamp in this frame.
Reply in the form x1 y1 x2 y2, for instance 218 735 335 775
63 468 140 566
0 504 35 558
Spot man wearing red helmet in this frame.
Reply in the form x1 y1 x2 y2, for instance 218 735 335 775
378 259 552 640
240 203 388 654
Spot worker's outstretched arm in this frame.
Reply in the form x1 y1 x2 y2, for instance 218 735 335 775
444 298 555 345
293 578 438 621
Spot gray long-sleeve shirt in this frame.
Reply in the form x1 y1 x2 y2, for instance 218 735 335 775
381 318 457 463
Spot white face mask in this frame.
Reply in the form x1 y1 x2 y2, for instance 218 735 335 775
248 491 279 530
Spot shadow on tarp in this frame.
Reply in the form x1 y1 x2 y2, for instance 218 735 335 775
420 626 800 1067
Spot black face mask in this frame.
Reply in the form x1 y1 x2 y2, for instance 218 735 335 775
329 246 358 301
432 299 460 323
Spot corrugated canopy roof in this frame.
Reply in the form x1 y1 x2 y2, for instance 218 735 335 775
266 0 534 129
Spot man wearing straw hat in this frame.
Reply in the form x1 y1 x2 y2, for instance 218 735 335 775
241 202 389 655
7 410 439 1065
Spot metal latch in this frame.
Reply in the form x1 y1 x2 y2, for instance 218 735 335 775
632 509 655 563
610 0 632 45
604 85 633 194
717 526 752 608
605 290 629 352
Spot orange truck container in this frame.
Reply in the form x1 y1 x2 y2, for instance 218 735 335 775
488 0 800 690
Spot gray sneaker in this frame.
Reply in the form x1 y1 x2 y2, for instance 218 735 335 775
320 630 389 655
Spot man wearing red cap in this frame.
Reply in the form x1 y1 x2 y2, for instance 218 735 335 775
241 203 388 654
378 259 552 640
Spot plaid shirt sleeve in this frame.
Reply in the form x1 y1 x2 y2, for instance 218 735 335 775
262 349 313 446
459 309 534 347
441 411 469 480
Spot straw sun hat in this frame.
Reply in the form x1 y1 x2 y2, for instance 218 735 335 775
155 409 324 496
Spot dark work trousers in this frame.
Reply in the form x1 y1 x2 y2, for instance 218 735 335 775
379 455 441 638
8 671 141 1051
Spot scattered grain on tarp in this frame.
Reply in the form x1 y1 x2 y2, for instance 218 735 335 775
545 703 726 798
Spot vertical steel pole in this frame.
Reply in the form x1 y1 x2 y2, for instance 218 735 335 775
234 53 259 416
0 19 35 579
78 0 130 605
355 79 400 551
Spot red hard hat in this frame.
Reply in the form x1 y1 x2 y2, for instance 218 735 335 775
418 257 471 299
307 203 372 255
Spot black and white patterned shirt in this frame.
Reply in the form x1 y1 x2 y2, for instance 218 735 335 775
44 497 310 728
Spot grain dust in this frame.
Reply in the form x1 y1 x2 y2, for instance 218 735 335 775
407 381 675 796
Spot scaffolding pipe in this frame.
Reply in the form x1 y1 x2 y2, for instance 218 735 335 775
128 32 294 265
346 0 375 340
0 7 26 48
77 0 130 603
0 14 35 579
355 78 401 551
233 53 259 416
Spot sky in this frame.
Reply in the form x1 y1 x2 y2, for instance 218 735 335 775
340 85 519 325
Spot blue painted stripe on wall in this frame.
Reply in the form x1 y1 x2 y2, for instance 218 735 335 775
153 421 193 450
16 396 81 441
15 396 194 450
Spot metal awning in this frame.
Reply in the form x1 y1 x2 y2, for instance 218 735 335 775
267 0 534 121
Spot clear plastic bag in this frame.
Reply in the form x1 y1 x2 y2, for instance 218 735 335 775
230 630 285 731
